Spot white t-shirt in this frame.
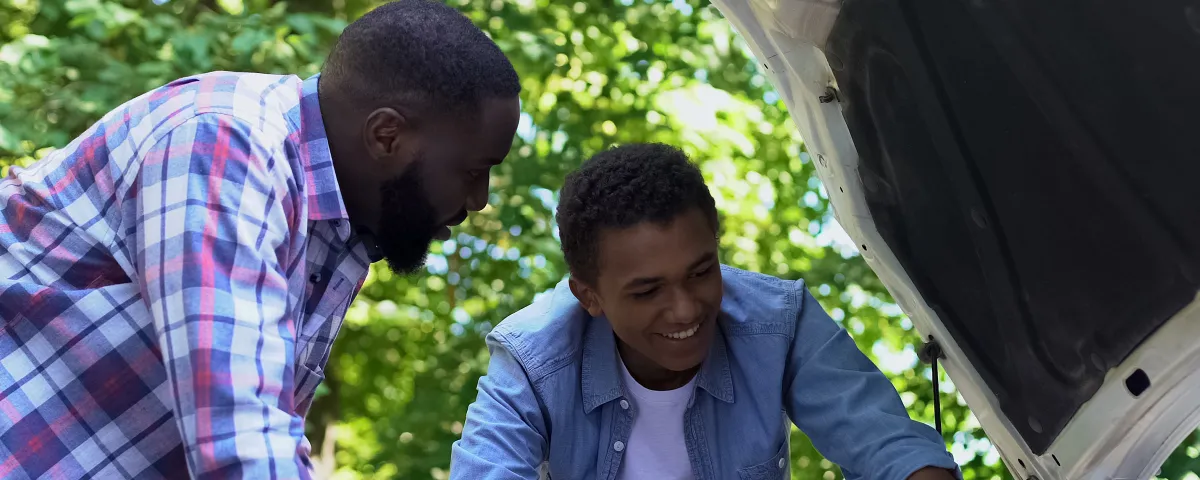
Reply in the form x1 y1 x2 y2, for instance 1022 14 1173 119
615 357 697 480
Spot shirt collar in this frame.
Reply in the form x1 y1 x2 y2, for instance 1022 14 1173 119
581 313 735 413
295 73 352 241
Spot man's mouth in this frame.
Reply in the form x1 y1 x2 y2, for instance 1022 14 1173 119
658 320 703 340
447 211 469 227
435 211 469 241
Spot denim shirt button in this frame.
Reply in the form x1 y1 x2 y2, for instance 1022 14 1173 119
777 458 785 469
613 441 625 452
619 399 629 410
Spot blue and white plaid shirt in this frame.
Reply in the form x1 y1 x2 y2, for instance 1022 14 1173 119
0 72 371 479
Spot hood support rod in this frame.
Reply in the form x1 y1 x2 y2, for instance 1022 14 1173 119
919 337 946 436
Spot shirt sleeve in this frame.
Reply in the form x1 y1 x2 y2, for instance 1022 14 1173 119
450 331 549 479
782 280 961 480
132 113 310 479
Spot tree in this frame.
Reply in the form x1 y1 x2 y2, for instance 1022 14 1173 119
0 1 1186 480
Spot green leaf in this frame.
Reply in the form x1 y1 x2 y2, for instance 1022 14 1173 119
0 123 19 152
232 29 269 56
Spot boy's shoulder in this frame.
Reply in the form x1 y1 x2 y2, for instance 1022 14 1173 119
719 264 807 335
488 279 591 381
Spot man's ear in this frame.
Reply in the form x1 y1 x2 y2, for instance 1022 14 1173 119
569 278 604 317
363 107 419 170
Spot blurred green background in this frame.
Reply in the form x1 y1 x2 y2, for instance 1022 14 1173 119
2 0 1199 479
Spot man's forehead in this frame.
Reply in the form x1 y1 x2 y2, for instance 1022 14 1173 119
464 96 518 126
436 98 518 150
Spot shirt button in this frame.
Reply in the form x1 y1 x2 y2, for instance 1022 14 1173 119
309 272 322 284
619 399 629 410
613 441 625 452
777 458 785 469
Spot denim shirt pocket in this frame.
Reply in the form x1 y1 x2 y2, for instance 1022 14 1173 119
737 440 789 480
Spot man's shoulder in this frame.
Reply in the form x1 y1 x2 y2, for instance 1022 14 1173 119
488 279 590 381
157 71 301 107
719 264 807 336
69 71 305 170
149 71 303 135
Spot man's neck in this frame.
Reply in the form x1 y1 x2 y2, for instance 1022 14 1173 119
317 86 376 235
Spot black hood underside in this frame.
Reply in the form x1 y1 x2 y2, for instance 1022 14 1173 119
826 0 1200 453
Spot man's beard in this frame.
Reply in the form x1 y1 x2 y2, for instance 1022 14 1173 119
376 163 440 275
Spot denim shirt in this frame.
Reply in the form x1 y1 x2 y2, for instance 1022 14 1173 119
451 265 959 480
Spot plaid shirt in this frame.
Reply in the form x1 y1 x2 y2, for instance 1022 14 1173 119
0 72 373 479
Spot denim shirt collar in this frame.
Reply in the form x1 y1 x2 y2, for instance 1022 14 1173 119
581 313 735 413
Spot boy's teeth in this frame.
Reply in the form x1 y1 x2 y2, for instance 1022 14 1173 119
663 324 700 339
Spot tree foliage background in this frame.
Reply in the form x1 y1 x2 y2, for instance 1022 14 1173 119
2 0 1198 479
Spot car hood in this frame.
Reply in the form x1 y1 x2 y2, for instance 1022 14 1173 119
706 0 1200 478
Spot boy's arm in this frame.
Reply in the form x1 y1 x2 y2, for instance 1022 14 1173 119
451 333 549 479
782 281 961 479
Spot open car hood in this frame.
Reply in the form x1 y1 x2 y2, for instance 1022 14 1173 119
707 0 1200 478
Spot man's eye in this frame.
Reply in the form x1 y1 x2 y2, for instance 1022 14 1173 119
690 266 713 278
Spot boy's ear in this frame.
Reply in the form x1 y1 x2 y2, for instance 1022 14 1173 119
569 278 604 317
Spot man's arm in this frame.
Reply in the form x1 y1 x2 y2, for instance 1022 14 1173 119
782 281 960 480
134 114 309 479
450 333 549 479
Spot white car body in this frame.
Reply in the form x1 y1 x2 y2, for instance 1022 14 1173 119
707 0 1200 478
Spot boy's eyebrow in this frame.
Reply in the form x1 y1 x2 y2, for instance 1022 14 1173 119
621 251 717 290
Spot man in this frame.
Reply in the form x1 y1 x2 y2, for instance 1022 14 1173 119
451 143 959 479
0 1 519 478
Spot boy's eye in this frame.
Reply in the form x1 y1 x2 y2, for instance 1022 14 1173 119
632 287 658 299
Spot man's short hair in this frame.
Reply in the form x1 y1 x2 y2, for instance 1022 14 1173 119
321 0 520 115
556 143 720 283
